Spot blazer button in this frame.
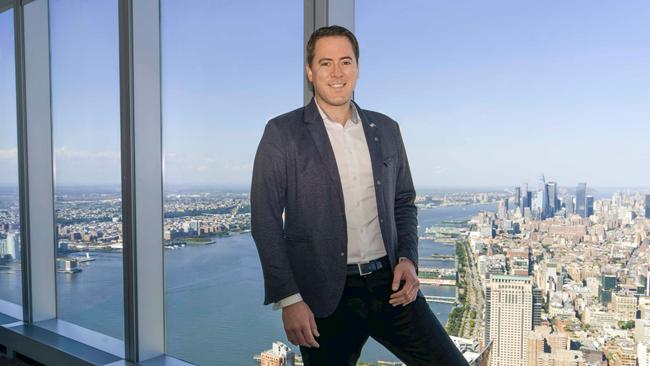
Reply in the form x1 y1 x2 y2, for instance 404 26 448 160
374 137 379 142
376 180 381 185
340 252 345 256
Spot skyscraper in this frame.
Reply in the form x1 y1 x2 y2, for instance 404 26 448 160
547 182 557 216
565 196 574 217
498 199 509 219
576 183 587 218
486 275 533 366
515 187 521 209
586 195 594 217
6 233 20 261
521 183 531 210
538 176 550 220
645 194 650 219
533 287 543 327
600 273 617 305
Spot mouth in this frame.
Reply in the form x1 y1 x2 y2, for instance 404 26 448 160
329 82 346 89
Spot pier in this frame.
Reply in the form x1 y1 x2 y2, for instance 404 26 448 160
425 295 456 304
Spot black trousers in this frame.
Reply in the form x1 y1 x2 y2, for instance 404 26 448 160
300 266 469 366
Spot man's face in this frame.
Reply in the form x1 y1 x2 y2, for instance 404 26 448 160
306 36 359 108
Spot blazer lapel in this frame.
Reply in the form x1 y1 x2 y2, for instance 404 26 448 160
303 98 345 204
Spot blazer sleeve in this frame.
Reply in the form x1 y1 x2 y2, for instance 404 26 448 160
251 120 299 305
394 123 419 268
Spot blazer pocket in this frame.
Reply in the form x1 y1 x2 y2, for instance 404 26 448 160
283 232 312 244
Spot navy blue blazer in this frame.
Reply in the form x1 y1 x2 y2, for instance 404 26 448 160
251 98 419 318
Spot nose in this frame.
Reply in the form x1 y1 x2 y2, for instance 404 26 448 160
331 63 343 78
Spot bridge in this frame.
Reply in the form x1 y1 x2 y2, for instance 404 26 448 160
425 295 456 304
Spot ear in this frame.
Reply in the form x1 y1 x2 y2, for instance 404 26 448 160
305 63 313 83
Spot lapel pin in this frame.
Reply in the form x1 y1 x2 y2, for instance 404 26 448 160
369 123 376 128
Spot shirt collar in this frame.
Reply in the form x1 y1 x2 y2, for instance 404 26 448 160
314 99 361 127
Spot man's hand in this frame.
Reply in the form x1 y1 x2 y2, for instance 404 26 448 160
282 301 320 348
389 258 419 306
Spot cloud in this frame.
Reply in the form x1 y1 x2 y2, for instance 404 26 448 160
54 146 120 161
0 148 17 160
53 147 121 185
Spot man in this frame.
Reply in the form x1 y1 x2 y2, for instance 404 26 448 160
251 25 468 365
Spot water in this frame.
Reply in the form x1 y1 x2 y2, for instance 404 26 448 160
0 203 496 365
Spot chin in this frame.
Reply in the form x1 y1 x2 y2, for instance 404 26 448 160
322 95 351 106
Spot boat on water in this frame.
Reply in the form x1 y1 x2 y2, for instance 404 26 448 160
76 253 96 263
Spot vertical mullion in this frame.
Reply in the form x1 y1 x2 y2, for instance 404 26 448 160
14 0 30 323
18 0 56 324
119 0 137 360
120 0 164 362
303 0 354 105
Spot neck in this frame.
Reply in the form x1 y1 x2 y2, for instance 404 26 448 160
315 96 352 126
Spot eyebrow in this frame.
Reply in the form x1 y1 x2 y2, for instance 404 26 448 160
317 56 353 63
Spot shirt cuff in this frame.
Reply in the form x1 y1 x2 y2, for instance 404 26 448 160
272 293 303 310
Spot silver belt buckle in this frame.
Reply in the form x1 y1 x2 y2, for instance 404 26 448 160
357 262 372 276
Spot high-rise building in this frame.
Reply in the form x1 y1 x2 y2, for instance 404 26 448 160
612 292 637 322
586 195 594 217
600 273 617 305
260 342 295 366
564 196 574 216
547 182 558 216
533 287 543 327
6 233 20 261
576 183 587 217
515 187 521 209
486 275 533 366
639 342 650 366
527 329 548 366
642 296 650 320
645 194 650 219
498 199 508 219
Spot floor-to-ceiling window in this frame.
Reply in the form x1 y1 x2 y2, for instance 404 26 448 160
50 0 123 340
356 1 649 364
160 1 303 364
0 8 22 320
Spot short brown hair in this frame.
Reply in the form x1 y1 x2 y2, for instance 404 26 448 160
306 25 359 67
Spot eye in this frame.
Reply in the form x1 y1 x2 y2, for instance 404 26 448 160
320 61 331 67
342 60 352 66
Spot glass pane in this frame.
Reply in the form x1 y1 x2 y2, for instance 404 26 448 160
356 0 650 364
50 0 123 339
161 1 302 364
0 9 22 309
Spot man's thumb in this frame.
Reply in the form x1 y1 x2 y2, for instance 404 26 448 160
392 271 401 291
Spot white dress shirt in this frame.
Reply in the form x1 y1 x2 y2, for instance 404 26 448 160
273 100 388 310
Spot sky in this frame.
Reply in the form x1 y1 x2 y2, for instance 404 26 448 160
0 0 648 189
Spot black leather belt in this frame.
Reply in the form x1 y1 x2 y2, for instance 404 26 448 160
347 256 390 277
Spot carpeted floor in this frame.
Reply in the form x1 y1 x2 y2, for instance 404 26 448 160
0 354 39 366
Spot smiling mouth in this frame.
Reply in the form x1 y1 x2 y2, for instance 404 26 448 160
329 82 346 89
